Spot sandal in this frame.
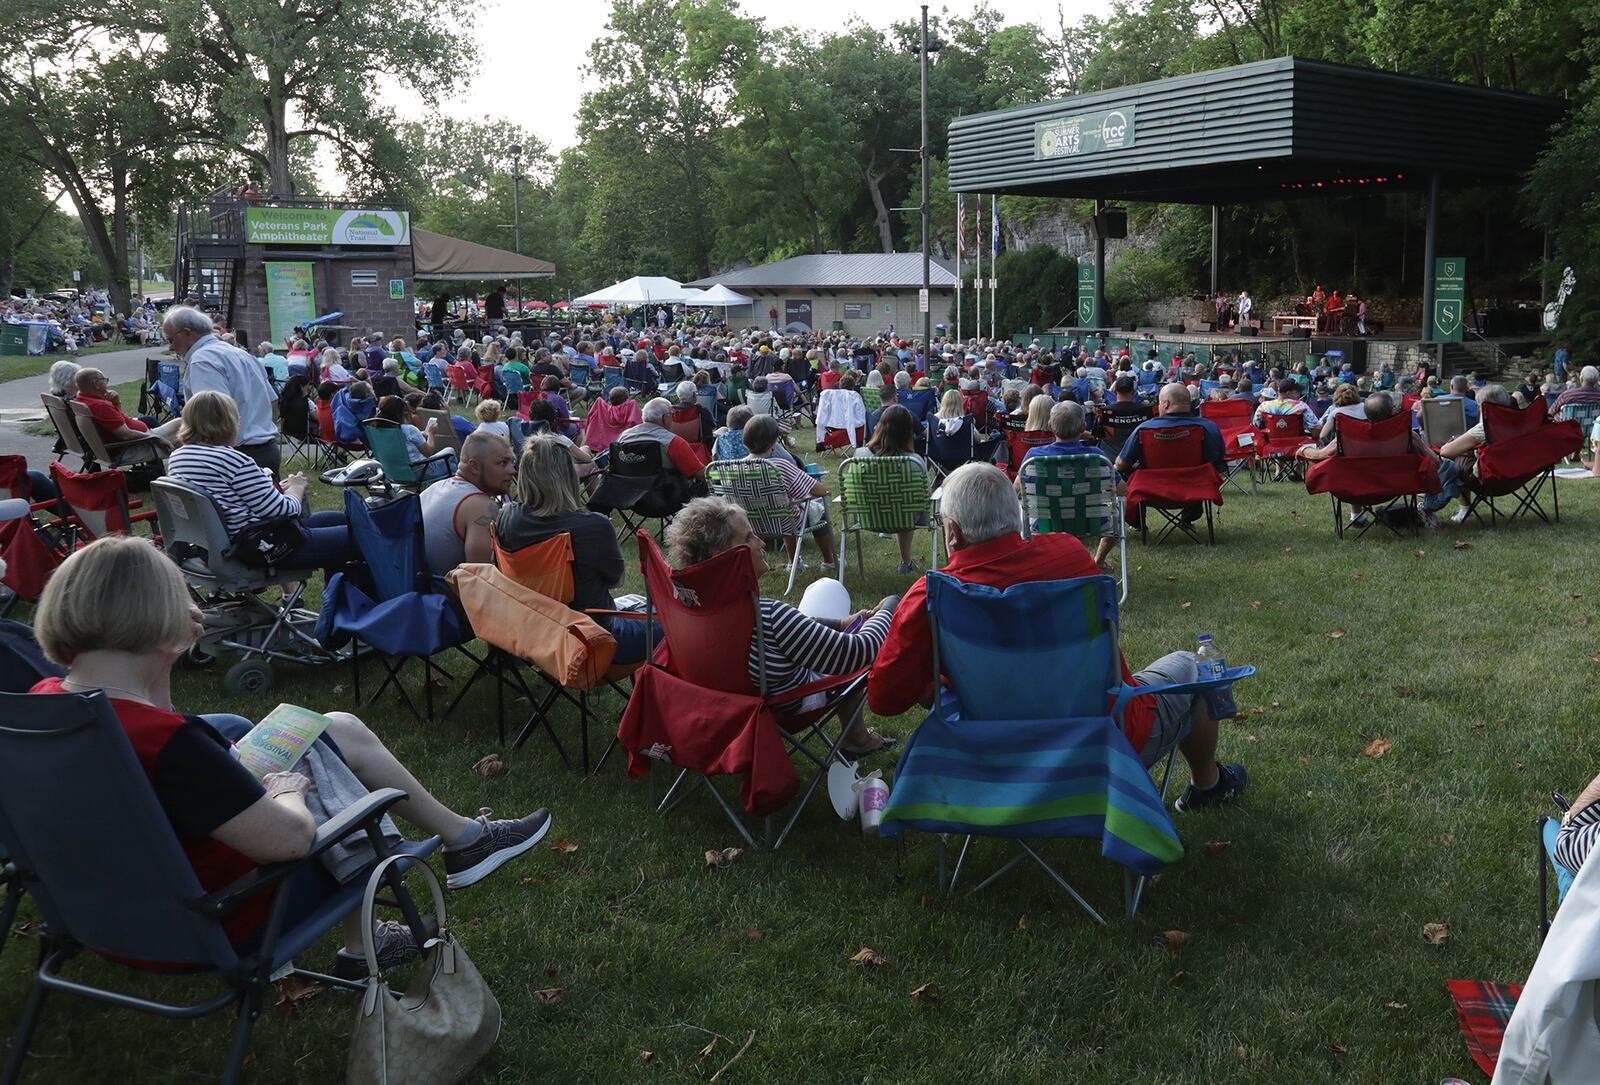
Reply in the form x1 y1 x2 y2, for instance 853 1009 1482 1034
840 729 898 758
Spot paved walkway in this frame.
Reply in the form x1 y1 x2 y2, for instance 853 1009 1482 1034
0 345 167 473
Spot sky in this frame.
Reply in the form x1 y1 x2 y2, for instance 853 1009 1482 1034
419 0 1115 153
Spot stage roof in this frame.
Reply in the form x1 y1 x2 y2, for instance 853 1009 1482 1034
412 228 555 281
947 57 1565 204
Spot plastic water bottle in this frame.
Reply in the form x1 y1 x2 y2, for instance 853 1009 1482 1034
1196 633 1236 719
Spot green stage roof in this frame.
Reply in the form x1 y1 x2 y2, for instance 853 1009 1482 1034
947 57 1564 204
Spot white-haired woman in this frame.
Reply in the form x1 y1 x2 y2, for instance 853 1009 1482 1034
665 496 897 756
29 535 552 976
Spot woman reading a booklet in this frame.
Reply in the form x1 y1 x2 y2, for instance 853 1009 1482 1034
30 535 552 979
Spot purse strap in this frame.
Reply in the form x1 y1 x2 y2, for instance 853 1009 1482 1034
358 854 450 1011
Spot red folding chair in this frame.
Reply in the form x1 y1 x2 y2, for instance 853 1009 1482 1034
1304 412 1442 539
616 532 868 849
1199 399 1257 496
1124 424 1223 545
1003 429 1053 479
666 405 710 461
446 363 478 408
1465 397 1583 526
1254 411 1312 482
0 457 70 617
48 462 159 548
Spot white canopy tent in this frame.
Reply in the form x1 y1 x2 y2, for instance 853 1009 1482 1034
689 283 753 307
571 275 688 306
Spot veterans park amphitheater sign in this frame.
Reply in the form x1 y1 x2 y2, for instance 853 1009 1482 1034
1035 105 1136 160
244 207 412 246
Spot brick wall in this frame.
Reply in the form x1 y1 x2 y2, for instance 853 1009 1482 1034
234 245 415 347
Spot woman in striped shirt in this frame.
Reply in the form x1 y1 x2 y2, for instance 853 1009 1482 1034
665 497 898 757
166 391 353 570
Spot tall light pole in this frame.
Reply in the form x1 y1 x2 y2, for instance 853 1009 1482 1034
509 143 523 317
918 5 932 356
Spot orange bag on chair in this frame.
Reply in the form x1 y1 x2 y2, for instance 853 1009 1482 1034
447 563 616 689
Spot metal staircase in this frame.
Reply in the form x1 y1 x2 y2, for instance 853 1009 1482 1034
174 193 245 328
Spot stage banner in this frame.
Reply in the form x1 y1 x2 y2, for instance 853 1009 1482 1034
1035 105 1135 160
265 262 317 344
1430 257 1466 342
245 207 411 246
1077 262 1095 326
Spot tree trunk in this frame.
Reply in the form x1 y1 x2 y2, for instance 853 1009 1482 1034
863 154 894 253
0 258 13 304
265 91 293 196
108 160 132 315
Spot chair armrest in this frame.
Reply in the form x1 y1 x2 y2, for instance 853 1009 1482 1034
765 667 868 707
108 434 164 451
194 787 410 915
1110 665 1256 717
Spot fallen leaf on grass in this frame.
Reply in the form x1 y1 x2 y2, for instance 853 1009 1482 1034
1351 572 1364 581
1575 593 1585 600
1271 699 1281 707
519 877 544 886
1165 575 1177 582
1363 737 1393 759
1422 922 1451 945
1017 915 1028 930
1588 652 1600 665
849 947 887 966
1327 629 1347 639
1582 615 1593 626
1250 705 1266 715
1282 547 1293 554
1440 833 1456 846
273 975 323 1019
1414 549 1426 558
704 847 743 868
1385 1001 1409 1011
909 981 942 1003
1204 841 1231 857
1453 539 1471 550
1250 600 1262 609
471 753 505 777
1180 601 1192 609
1244 734 1258 742
697 1038 717 1060
550 840 579 855
918 893 934 909
746 927 763 942
641 1051 655 1064
1393 685 1414 698
1537 586 1549 593
1298 756 1311 767
534 987 565 1005
1160 929 1190 956
1329 1043 1348 1056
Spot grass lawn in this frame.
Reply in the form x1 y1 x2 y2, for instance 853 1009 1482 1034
2 423 1594 1084
0 339 143 384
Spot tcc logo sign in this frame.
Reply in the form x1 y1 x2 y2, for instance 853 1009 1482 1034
1101 111 1130 148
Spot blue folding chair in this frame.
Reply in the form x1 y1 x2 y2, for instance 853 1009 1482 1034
1199 379 1221 400
1136 370 1160 398
0 688 438 1084
881 573 1253 922
500 369 526 398
420 361 447 395
568 361 593 392
315 489 477 721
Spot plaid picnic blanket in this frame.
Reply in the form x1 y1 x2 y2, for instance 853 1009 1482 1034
1447 978 1525 1076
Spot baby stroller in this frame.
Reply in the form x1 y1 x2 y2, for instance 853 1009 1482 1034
148 479 345 694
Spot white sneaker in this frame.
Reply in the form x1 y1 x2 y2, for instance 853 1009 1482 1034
1450 505 1472 524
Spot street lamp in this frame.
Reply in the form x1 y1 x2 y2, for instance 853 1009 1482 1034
509 143 523 316
909 9 940 358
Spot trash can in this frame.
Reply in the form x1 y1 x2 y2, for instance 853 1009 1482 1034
0 325 26 356
831 320 844 332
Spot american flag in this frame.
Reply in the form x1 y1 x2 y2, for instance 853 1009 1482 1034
991 195 999 258
955 193 965 267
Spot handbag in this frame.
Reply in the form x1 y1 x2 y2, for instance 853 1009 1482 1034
347 855 501 1085
230 515 308 568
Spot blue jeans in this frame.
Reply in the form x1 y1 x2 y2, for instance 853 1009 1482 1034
603 614 662 665
1423 458 1464 513
287 510 353 570
25 470 57 503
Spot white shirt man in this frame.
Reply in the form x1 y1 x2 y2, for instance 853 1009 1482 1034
162 306 279 474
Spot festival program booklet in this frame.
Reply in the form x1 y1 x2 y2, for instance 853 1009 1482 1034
234 703 331 777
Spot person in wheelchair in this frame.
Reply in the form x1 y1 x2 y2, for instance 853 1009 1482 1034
166 390 354 573
29 536 553 978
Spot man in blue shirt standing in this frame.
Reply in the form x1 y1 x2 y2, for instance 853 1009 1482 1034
1555 342 1570 382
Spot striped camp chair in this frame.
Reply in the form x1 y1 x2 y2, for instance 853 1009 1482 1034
705 459 817 596
1558 400 1600 463
1018 454 1127 603
837 456 939 583
880 573 1254 922
860 386 882 414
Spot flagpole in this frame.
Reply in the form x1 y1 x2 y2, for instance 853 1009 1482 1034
955 193 963 347
990 194 998 342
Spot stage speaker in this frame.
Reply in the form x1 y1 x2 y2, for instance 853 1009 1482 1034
1097 209 1128 239
1291 327 1311 339
1168 323 1185 334
1238 325 1258 336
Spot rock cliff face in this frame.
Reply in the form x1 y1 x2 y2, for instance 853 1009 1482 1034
1001 203 1156 264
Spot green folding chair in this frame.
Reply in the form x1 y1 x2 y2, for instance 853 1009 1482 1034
1018 453 1128 603
860 387 882 413
705 459 817 596
837 455 939 584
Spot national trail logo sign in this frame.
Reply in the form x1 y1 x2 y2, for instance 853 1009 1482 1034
1035 105 1136 161
1077 262 1095 327
244 207 412 246
1430 257 1466 342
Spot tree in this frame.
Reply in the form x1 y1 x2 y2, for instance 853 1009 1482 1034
0 112 65 301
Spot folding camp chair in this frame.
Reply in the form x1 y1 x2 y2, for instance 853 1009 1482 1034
138 359 184 422
1465 397 1582 526
67 398 165 474
745 389 776 418
1303 412 1440 540
1558 400 1600 463
879 573 1253 921
0 491 66 621
447 363 478 409
1253 412 1311 483
705 459 818 597
444 535 645 773
420 361 447 395
837 456 940 582
416 407 462 458
358 418 454 493
0 688 438 1085
278 389 320 470
1420 397 1469 449
500 369 527 400
1199 399 1258 496
926 416 1003 477
1125 424 1223 545
860 387 882 414
586 440 695 539
615 533 870 849
315 489 478 721
149 479 342 694
1002 429 1053 478
49 461 159 548
1019 454 1128 602
666 404 709 459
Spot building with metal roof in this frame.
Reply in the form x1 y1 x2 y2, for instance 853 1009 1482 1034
946 57 1564 335
687 253 956 335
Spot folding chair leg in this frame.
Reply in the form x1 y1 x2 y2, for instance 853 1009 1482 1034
1538 817 1552 944
220 979 265 1085
1 958 50 1085
1019 841 1107 925
948 834 975 893
1117 529 1129 605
